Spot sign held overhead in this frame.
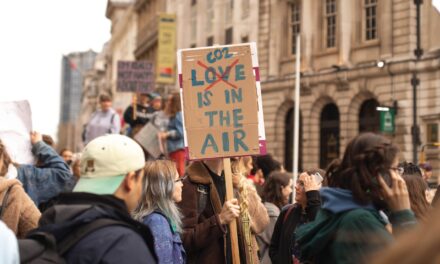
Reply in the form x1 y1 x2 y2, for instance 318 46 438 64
178 43 266 160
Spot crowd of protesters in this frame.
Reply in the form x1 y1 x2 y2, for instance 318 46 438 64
3 92 440 264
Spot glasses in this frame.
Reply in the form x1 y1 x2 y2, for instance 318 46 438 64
390 166 404 176
174 175 187 183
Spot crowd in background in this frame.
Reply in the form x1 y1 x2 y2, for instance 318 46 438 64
2 92 440 263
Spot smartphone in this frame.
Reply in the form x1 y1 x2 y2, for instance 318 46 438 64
312 172 323 184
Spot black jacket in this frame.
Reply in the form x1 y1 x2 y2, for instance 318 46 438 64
34 192 157 263
269 190 321 264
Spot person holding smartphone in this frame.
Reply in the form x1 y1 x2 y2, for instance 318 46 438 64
296 133 417 264
268 169 324 264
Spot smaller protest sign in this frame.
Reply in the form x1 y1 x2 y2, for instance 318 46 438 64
117 61 154 93
134 122 163 159
0 100 34 165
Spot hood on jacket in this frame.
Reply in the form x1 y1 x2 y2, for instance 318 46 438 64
35 193 140 241
264 202 280 217
320 187 375 214
0 177 21 193
296 187 384 262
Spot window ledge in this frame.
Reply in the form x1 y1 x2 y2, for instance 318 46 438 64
315 48 338 57
353 39 380 50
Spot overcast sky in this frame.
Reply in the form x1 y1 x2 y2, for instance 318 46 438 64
0 1 439 142
0 1 110 140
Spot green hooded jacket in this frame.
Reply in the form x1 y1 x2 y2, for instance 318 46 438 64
296 187 416 264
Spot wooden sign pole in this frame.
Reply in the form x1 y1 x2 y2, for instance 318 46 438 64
132 93 137 120
223 158 241 264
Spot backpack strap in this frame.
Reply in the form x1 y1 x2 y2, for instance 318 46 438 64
57 218 130 255
0 185 14 219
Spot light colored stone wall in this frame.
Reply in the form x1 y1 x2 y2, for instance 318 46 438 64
259 0 440 178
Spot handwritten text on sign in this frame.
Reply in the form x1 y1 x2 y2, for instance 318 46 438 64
117 61 154 93
181 45 260 159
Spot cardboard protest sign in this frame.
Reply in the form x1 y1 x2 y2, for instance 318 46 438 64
117 61 154 93
178 43 266 160
0 100 34 166
134 122 162 159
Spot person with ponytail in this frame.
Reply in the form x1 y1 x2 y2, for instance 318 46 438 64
132 160 186 264
231 156 269 264
296 133 417 264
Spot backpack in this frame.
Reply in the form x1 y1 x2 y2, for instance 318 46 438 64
18 218 130 264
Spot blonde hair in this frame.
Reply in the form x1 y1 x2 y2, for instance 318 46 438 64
132 160 182 233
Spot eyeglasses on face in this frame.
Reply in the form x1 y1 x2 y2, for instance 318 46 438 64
174 175 187 183
390 166 404 176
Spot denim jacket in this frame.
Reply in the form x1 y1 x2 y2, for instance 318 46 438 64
17 141 75 206
142 212 186 264
167 111 184 153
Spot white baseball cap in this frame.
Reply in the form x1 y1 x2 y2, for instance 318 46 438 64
73 134 145 194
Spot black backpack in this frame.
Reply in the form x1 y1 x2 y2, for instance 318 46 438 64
19 218 130 264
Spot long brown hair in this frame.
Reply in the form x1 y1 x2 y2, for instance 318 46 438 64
325 133 399 205
165 91 181 117
262 171 292 209
0 139 13 176
402 173 430 222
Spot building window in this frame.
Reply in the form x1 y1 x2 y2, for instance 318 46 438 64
365 0 377 40
207 36 214 46
206 0 214 34
225 0 234 25
190 43 196 48
325 0 337 48
191 0 197 6
289 1 301 55
241 35 249 43
427 123 439 143
225 27 233 44
191 5 197 44
242 0 250 18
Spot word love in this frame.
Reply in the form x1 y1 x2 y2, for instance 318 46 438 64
191 64 245 87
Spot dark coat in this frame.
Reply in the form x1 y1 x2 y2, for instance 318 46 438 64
177 161 227 264
269 191 321 264
34 192 157 264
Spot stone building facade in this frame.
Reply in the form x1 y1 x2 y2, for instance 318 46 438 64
258 0 440 179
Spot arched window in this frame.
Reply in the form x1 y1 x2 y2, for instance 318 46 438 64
285 107 303 172
359 99 380 133
320 103 340 169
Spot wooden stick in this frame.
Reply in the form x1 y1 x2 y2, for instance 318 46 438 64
223 157 241 264
133 93 137 120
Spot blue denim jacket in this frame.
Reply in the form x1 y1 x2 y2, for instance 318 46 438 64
17 141 75 206
167 111 184 153
142 212 186 264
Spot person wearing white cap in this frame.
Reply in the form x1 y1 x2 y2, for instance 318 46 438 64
25 134 156 263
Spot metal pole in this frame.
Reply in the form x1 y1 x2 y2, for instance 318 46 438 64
292 35 301 201
412 0 423 163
